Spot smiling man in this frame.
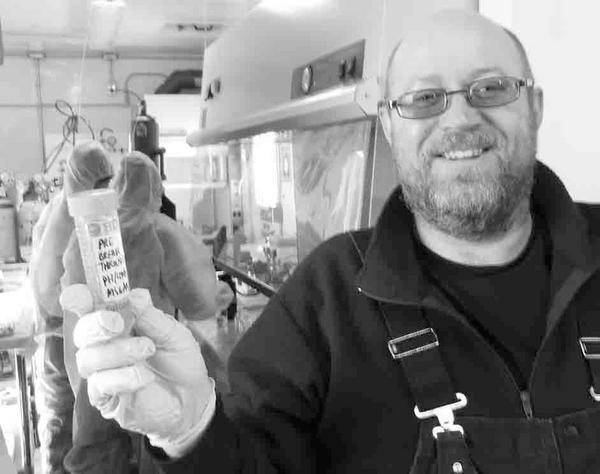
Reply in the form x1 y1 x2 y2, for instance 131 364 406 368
62 9 600 474
381 10 543 260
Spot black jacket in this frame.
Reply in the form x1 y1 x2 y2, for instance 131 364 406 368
155 162 600 473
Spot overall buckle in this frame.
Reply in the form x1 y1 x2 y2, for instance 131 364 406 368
579 337 600 359
414 392 468 439
388 328 439 359
579 338 600 402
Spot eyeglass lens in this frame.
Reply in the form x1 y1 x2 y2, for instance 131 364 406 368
468 77 520 107
396 76 523 119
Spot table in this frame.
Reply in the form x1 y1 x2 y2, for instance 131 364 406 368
0 332 35 474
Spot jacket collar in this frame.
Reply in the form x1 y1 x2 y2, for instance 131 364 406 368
356 161 600 305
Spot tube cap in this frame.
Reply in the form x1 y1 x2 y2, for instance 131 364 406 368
67 189 118 218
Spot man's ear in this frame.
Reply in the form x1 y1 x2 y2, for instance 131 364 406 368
532 86 543 130
379 105 393 145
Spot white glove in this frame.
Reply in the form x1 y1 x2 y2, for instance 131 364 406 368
61 285 215 457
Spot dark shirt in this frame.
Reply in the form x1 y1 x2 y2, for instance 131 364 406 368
417 214 551 389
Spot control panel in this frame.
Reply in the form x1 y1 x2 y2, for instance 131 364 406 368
291 40 365 99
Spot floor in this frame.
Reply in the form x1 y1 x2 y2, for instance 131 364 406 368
0 357 41 474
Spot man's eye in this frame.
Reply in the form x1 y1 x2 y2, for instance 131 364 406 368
476 80 508 95
404 90 441 107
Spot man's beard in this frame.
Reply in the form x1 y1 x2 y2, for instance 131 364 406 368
397 138 536 241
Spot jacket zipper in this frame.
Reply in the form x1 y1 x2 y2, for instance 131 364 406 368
520 391 533 419
527 267 594 393
358 286 532 418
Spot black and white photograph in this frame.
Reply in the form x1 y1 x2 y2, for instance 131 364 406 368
0 1 598 472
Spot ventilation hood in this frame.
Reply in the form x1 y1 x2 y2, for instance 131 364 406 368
187 0 478 147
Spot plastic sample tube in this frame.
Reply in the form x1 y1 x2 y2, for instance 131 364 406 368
67 189 134 333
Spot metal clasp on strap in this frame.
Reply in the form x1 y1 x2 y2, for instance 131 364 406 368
580 337 600 359
388 328 439 359
579 338 600 402
414 392 468 439
589 387 600 402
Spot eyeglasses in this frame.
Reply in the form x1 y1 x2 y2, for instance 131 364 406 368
385 76 534 120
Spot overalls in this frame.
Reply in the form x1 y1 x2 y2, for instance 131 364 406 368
379 299 600 474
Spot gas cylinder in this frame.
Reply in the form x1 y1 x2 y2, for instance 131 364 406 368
131 100 159 158
0 197 19 263
17 200 45 261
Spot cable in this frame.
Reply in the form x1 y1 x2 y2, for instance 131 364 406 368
44 3 94 173
115 87 144 104
44 100 96 172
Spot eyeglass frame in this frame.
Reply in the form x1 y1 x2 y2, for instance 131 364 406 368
382 76 535 120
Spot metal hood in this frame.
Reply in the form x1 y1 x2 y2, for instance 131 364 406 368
187 0 478 147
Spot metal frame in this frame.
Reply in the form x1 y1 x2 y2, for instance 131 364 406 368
580 337 600 359
387 328 439 360
187 79 379 147
213 257 276 298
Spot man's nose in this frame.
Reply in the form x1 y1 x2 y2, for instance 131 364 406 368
439 92 481 128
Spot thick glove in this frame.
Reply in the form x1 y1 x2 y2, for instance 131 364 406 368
61 285 215 457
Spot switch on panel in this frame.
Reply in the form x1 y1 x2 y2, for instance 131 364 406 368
345 56 357 79
338 60 347 81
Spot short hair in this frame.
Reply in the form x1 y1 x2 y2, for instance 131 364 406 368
384 26 534 100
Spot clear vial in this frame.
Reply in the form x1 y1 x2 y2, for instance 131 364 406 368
67 189 134 333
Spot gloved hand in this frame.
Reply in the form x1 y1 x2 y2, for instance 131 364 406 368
60 285 215 458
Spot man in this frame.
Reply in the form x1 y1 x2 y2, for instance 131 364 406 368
62 10 600 473
30 141 113 474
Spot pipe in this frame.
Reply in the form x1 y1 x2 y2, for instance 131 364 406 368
123 72 168 106
154 70 202 94
0 103 130 108
31 55 47 172
2 50 203 61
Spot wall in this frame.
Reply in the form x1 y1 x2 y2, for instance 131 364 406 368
0 55 200 178
480 0 600 203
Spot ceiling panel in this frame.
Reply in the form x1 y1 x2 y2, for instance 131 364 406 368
0 0 261 57
1 0 71 32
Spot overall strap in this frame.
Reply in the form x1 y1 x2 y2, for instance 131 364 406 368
379 302 476 474
378 302 463 415
348 232 477 473
574 269 600 401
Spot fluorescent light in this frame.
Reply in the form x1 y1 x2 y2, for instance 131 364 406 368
252 132 279 208
261 0 324 15
0 17 4 64
0 18 3 65
88 0 126 50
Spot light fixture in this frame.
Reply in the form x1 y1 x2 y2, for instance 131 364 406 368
102 52 118 94
252 132 279 209
0 18 4 65
261 0 324 15
88 0 126 51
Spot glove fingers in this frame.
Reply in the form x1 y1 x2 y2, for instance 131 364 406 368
73 310 125 348
129 289 178 346
88 363 155 408
77 336 155 378
59 284 94 316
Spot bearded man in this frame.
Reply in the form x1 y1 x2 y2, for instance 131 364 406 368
61 9 600 473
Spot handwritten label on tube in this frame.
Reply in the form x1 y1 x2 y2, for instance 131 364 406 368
87 219 130 303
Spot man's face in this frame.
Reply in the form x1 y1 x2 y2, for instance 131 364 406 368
381 12 543 239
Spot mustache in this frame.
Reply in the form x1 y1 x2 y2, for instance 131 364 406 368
427 131 497 156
